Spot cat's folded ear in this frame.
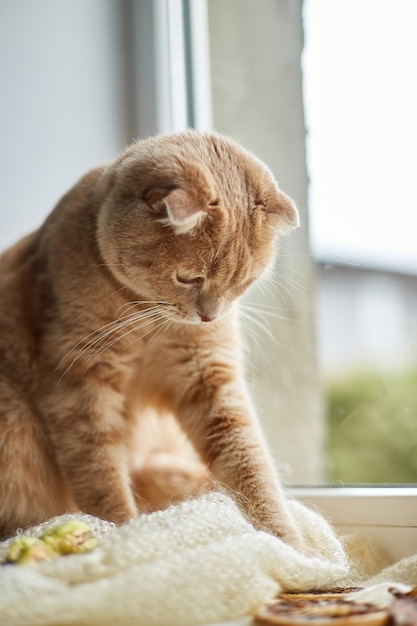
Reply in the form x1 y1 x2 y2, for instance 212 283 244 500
145 188 205 235
278 191 299 229
269 190 300 232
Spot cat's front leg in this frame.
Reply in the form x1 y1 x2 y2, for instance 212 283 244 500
174 376 305 551
38 376 137 524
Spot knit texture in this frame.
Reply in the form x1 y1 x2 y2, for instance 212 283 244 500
0 492 415 626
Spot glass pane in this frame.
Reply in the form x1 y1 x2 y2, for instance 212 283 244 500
304 0 417 483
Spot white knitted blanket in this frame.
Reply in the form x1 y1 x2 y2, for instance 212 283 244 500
0 492 415 626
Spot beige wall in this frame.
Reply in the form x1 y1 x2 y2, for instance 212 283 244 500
208 0 325 483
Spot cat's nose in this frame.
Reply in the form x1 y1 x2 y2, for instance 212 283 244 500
199 313 216 323
197 295 224 323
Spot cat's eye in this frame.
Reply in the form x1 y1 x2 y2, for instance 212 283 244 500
175 274 204 288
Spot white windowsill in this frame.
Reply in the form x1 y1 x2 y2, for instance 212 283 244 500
291 486 417 563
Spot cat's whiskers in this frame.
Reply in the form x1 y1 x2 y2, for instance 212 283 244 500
110 284 130 297
82 308 164 355
242 322 268 363
265 272 305 303
239 304 276 342
138 317 176 358
255 278 277 301
276 272 306 296
243 301 295 322
75 307 171 371
59 304 176 378
239 304 281 375
276 264 307 280
83 313 171 365
116 300 174 317
59 306 163 370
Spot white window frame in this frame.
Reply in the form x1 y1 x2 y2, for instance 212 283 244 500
132 0 212 136
292 486 417 563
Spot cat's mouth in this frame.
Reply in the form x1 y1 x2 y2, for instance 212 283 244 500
174 313 214 325
163 307 222 325
175 307 228 325
157 300 229 325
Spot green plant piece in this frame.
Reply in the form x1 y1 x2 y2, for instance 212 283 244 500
3 520 98 566
5 536 57 565
40 521 98 554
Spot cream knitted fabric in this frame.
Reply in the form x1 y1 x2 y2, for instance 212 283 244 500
0 492 415 626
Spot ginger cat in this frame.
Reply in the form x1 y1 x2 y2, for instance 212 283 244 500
0 131 304 550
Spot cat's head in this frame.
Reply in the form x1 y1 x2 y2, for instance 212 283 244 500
97 131 298 324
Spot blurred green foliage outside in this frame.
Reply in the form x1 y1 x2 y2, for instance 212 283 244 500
327 370 417 484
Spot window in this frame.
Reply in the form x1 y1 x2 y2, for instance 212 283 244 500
1 0 416 556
